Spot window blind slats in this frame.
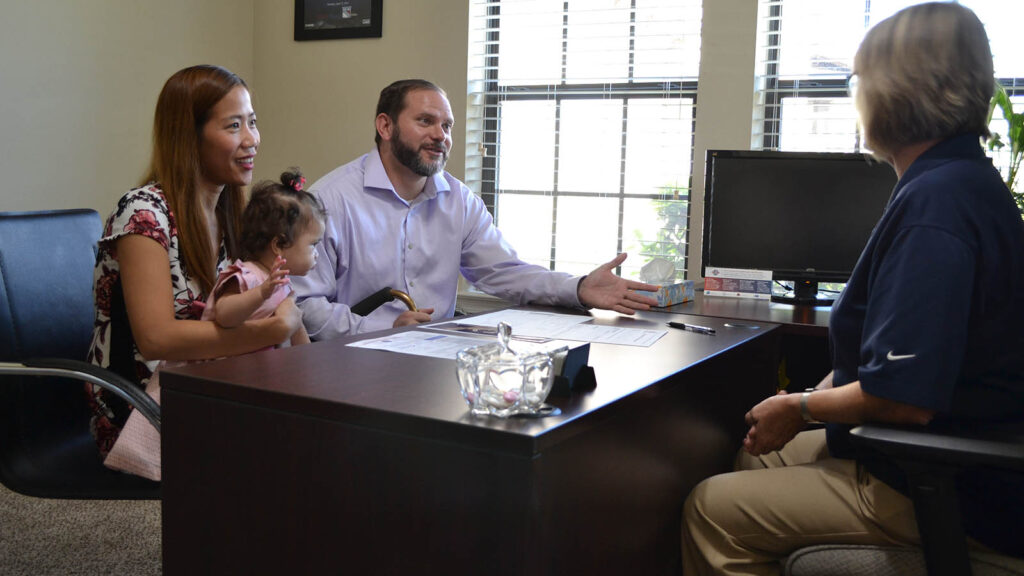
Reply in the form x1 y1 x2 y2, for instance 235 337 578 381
755 0 1024 158
466 0 702 280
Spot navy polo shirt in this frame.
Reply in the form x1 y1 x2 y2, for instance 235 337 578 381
826 133 1024 556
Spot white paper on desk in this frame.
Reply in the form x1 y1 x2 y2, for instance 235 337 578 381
456 309 592 333
347 331 489 360
451 308 666 347
427 322 555 343
555 323 665 347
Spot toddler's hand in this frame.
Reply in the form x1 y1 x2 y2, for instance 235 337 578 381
261 255 291 300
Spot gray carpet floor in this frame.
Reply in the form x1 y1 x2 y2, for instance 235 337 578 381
0 482 161 575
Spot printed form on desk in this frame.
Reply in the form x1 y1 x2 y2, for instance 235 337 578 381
347 331 492 360
447 309 665 346
347 309 666 359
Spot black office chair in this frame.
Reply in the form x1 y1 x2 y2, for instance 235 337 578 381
785 422 1024 576
0 209 160 499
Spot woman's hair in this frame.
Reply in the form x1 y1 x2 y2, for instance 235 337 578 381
141 64 249 295
374 79 446 145
239 168 327 261
853 2 993 158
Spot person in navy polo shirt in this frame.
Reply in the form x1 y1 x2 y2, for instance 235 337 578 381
681 3 1024 574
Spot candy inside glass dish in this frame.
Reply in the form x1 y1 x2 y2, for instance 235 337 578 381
455 322 558 417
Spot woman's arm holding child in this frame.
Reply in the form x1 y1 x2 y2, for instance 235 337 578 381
290 322 311 346
119 236 300 360
212 256 291 328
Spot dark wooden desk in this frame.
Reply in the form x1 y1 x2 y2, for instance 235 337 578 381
662 290 831 337
660 291 833 391
161 309 779 575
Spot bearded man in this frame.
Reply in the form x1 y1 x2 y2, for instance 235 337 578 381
292 79 658 338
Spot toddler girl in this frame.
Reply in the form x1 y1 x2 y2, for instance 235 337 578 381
104 169 327 480
203 169 325 344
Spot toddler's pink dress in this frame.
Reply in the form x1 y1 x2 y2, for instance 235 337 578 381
103 260 291 480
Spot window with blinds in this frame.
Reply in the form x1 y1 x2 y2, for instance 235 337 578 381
465 0 703 282
755 0 1024 177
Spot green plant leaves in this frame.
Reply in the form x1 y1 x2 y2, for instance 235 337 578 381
987 80 1023 207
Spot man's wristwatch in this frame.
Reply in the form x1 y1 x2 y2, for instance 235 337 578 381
800 388 823 424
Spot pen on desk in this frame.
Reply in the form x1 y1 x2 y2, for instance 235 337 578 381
667 321 716 335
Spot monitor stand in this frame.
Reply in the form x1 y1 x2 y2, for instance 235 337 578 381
770 280 835 306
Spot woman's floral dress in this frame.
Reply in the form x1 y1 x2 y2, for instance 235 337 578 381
86 183 228 456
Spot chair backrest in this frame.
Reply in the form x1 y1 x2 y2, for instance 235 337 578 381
0 209 159 498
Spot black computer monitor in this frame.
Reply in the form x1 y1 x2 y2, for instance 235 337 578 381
701 149 898 305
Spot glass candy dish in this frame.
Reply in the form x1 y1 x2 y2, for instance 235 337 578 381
455 322 559 417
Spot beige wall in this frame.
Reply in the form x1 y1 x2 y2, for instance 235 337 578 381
2 0 755 279
251 0 470 187
690 0 759 279
0 0 253 214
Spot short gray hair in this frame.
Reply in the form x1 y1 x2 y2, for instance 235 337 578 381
854 2 993 158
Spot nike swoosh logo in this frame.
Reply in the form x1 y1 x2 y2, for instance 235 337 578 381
886 350 916 361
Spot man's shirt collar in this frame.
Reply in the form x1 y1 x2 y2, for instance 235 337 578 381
365 147 451 203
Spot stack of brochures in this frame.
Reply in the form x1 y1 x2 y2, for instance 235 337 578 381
703 267 772 300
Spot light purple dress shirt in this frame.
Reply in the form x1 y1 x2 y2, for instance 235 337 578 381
292 148 582 338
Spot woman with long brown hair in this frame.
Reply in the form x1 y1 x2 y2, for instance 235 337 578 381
87 65 302 456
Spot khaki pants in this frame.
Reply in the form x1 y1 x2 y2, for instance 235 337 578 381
681 429 921 575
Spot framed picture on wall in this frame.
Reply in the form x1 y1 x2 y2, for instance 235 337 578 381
294 0 383 41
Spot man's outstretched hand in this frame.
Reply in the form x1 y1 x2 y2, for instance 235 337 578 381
578 253 660 314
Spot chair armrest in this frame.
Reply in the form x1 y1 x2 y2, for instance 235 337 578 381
0 358 160 433
851 422 1024 576
849 422 1024 473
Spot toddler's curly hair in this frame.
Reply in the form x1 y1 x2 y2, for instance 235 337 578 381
239 168 326 261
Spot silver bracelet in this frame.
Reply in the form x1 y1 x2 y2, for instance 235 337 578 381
800 388 822 424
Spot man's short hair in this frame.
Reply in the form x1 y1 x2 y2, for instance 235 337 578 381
853 2 993 158
374 79 446 145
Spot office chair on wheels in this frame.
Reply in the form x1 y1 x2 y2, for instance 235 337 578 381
0 209 160 499
784 422 1024 576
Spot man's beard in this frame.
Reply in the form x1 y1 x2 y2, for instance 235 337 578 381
391 125 448 177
